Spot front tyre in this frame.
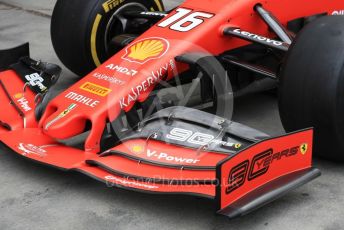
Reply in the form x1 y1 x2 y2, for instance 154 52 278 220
279 16 344 161
51 0 164 76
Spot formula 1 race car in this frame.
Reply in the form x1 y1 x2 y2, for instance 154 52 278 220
0 0 343 218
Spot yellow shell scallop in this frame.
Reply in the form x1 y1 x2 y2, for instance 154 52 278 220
131 145 144 154
127 39 165 61
14 93 24 99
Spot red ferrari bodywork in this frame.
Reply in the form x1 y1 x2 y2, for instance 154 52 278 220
39 0 344 152
0 0 341 217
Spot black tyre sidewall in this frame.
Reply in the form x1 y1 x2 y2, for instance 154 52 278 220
279 16 344 160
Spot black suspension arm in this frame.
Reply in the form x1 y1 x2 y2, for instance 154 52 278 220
222 56 277 80
255 5 293 44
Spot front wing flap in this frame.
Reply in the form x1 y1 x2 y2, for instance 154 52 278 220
216 128 320 218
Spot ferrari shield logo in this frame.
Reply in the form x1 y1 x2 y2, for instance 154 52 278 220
234 143 242 149
300 143 308 155
44 104 77 130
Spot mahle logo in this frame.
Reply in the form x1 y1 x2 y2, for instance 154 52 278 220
122 37 170 64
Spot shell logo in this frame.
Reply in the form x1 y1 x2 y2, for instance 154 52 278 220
14 93 23 99
122 37 170 64
131 145 144 154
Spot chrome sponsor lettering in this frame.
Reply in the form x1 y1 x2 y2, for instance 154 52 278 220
166 128 242 148
65 92 100 108
119 59 175 109
25 73 47 92
233 28 283 46
92 73 125 85
18 143 47 157
135 149 201 164
17 97 32 112
140 11 167 17
332 10 344 15
106 64 138 77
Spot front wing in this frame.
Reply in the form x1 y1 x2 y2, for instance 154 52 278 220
0 127 319 218
0 44 320 218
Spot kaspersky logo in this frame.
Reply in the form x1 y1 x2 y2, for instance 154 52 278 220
122 37 170 64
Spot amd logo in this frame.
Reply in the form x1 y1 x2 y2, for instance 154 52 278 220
106 64 138 77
